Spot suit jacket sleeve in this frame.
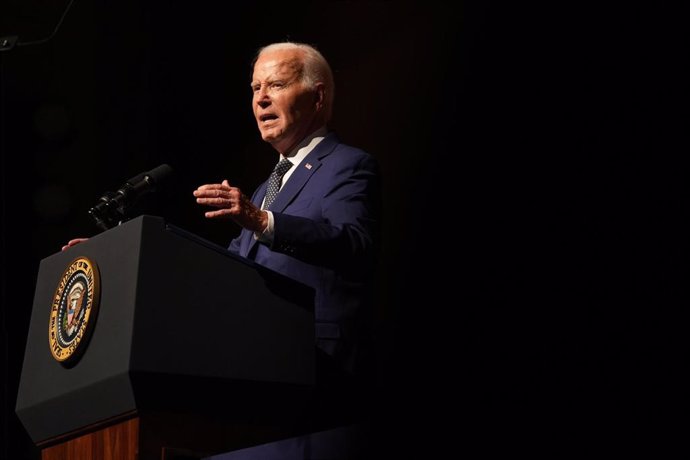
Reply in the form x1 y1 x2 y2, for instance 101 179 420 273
228 234 241 255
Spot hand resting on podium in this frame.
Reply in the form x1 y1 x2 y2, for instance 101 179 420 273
61 238 89 251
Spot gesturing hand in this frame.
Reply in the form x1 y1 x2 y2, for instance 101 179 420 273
193 180 268 233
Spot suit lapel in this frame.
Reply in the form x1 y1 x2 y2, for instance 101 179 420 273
253 182 268 209
268 133 339 213
242 182 268 258
245 133 340 257
267 157 321 212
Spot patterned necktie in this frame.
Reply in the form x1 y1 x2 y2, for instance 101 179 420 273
263 158 293 209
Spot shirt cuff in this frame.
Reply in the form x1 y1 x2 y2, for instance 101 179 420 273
254 210 275 243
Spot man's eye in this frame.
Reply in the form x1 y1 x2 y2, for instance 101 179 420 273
270 82 284 89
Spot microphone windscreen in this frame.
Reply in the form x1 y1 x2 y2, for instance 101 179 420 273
146 164 174 184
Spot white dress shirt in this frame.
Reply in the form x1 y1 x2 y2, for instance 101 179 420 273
256 126 328 243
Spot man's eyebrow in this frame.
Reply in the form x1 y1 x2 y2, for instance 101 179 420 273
250 78 286 87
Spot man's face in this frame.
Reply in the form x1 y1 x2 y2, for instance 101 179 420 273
251 49 322 154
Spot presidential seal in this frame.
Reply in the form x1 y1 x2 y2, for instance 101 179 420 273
49 257 101 365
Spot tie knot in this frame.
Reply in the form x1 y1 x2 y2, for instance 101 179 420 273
273 158 293 177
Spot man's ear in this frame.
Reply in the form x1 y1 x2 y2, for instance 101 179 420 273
314 83 326 110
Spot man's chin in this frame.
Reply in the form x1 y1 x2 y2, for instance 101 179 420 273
259 128 278 143
260 132 288 150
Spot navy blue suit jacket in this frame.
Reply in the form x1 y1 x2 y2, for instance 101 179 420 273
228 133 381 375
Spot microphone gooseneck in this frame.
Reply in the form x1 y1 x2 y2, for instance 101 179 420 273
89 164 173 231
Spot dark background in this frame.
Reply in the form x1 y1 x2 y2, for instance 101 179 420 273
1 1 687 458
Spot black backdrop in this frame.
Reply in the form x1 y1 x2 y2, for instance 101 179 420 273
1 1 687 458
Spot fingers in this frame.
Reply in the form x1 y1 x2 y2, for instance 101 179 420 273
193 182 236 200
195 196 231 207
204 208 234 219
194 181 232 194
193 187 227 198
194 181 242 212
61 238 89 252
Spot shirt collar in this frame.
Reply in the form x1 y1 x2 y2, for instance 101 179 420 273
280 126 329 167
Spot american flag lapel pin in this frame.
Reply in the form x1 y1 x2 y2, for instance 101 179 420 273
305 163 312 169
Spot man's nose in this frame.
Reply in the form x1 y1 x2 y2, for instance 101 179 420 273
256 86 271 105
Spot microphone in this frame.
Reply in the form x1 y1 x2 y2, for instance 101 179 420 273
1 0 76 52
89 164 173 231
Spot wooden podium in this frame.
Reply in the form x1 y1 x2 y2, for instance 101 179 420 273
16 216 317 459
